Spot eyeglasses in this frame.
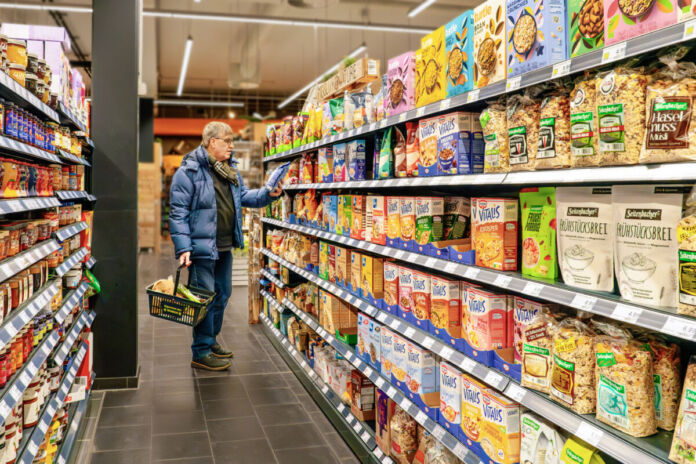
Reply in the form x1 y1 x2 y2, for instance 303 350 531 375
214 137 235 146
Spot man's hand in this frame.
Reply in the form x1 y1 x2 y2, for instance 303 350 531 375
269 185 283 197
179 252 191 267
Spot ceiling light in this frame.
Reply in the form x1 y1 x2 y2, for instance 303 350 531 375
278 44 366 110
176 36 193 96
228 111 236 118
0 2 92 13
155 99 245 108
408 0 437 18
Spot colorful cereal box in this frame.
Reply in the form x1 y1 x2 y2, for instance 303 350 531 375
362 254 384 306
416 197 444 245
679 0 696 21
471 197 518 270
443 197 471 240
337 196 345 236
418 116 439 177
333 143 347 182
368 317 382 371
348 139 366 181
512 296 555 362
480 389 520 464
380 327 395 377
351 195 366 240
318 146 334 183
474 0 506 89
416 26 446 108
328 244 336 283
466 286 509 351
445 11 475 97
411 270 432 332
387 51 416 116
568 0 605 57
398 266 415 322
357 313 371 362
376 389 396 455
335 246 350 289
383 261 400 314
437 112 475 176
439 362 463 439
350 250 363 296
400 197 416 249
430 277 462 349
342 194 352 237
319 241 329 280
604 0 677 45
405 341 440 419
391 333 409 391
506 0 567 77
461 374 486 452
387 196 401 247
326 195 338 234
367 195 386 245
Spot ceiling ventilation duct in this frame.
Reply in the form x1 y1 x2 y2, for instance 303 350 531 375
288 0 340 8
228 25 261 89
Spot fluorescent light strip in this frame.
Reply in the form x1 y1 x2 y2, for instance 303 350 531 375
177 37 194 96
0 2 92 13
155 99 245 108
278 44 367 110
408 0 437 18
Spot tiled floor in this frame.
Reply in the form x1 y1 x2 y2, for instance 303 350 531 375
86 247 359 464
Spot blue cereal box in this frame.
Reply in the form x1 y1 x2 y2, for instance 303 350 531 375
445 11 474 97
347 139 366 181
405 341 439 420
356 313 371 363
437 112 483 176
471 116 485 172
439 362 463 440
327 195 338 233
333 143 347 182
318 146 334 183
368 318 382 371
391 333 409 392
380 327 394 378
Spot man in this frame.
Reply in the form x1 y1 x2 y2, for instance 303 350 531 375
169 121 281 371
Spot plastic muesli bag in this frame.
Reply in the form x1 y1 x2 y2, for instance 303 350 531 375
593 321 656 437
670 355 696 464
507 91 541 171
390 406 418 464
521 312 555 394
480 98 509 173
638 332 682 431
570 73 601 167
535 83 572 170
679 186 696 317
596 65 649 165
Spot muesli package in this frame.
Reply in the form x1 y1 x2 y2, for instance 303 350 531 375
521 312 555 394
669 355 696 464
473 0 507 89
405 122 420 177
513 296 556 362
567 0 605 57
507 92 540 171
637 332 682 431
394 127 408 178
570 74 601 167
535 84 572 170
679 189 696 316
520 187 558 279
480 98 510 173
604 0 677 46
596 66 649 165
390 406 418 464
550 318 596 414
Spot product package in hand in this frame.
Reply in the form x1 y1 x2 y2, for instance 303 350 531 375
266 161 291 191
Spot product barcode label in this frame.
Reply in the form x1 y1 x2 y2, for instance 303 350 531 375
506 383 526 402
464 268 479 279
404 327 416 338
375 377 386 388
9 386 20 402
611 304 641 324
424 258 436 268
485 370 504 387
576 422 603 446
444 262 457 274
387 386 397 397
399 113 407 122
27 442 38 457
422 338 435 349
440 347 454 359
552 60 571 78
432 426 446 440
361 430 370 442
601 42 626 64
453 443 469 459
415 411 427 424
493 274 512 288
467 90 480 103
352 422 362 433
417 107 426 117
506 76 521 91
663 316 696 340
523 282 544 297
440 100 451 111
571 294 597 311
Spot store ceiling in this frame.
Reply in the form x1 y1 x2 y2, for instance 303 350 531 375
2 0 479 115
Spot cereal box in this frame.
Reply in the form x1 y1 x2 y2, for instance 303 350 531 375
391 333 409 391
416 197 444 246
471 116 486 169
328 244 336 283
439 362 463 439
376 389 396 455
318 146 334 183
351 195 366 241
443 197 471 240
398 266 415 323
418 116 439 177
368 317 382 371
335 246 350 289
383 261 400 314
351 369 375 421
362 254 384 306
337 195 344 236
319 241 329 280
381 327 395 377
406 341 440 419
445 11 475 97
326 195 338 234
347 139 366 181
480 389 520 464
604 0 677 45
416 26 446 108
386 196 401 247
333 143 347 182
568 0 605 57
350 250 363 296
342 194 352 237
400 197 416 249
471 197 518 270
430 277 462 350
466 286 508 352
679 0 696 21
367 195 386 245
357 312 371 362
461 374 486 452
506 0 567 77
410 270 431 332
437 112 477 176
513 296 555 362
387 51 416 116
474 0 506 89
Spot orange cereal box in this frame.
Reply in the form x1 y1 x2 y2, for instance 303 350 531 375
386 196 401 248
409 270 431 332
383 261 399 315
430 277 462 350
351 195 366 241
350 250 363 296
399 197 416 250
367 195 386 245
471 197 518 270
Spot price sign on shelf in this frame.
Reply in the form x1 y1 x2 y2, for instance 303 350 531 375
684 19 696 40
439 99 451 111
424 257 437 268
399 113 407 122
444 262 457 274
664 316 696 340
404 327 416 338
601 42 627 64
440 347 454 359
493 274 512 288
417 107 426 117
387 386 397 398
505 383 526 402
523 281 544 297
422 337 435 349
415 411 427 424
576 422 603 446
375 377 386 389
464 268 479 280
506 76 521 92
611 304 641 324
467 90 480 103
552 60 571 78
485 370 504 387
432 426 446 440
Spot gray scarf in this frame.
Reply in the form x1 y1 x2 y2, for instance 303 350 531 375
208 154 239 187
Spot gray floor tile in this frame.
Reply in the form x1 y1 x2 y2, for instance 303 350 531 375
264 422 326 450
240 373 289 390
246 387 299 406
276 446 341 464
324 432 356 459
309 411 337 435
207 416 264 443
233 360 280 375
98 405 150 427
153 390 202 412
93 424 151 452
89 449 151 464
102 386 153 407
155 458 214 464
198 378 247 400
212 438 278 464
152 409 207 435
202 398 255 420
151 431 212 461
254 403 311 426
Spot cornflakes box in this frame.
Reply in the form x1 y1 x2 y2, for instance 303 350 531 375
318 146 334 183
333 143 347 182
604 0 677 45
443 197 471 240
391 333 409 391
337 196 345 236
367 195 386 245
328 244 336 283
410 270 431 332
480 389 520 464
466 286 508 352
416 197 444 246
445 11 475 97
362 254 384 307
437 112 478 176
350 250 363 296
386 196 401 248
357 313 371 363
506 0 567 78
351 195 366 241
430 277 462 350
471 197 518 270
461 374 486 454
439 362 463 439
416 26 446 108
406 341 440 420
387 51 416 116
398 266 415 323
380 327 395 377
399 197 416 250
418 116 439 177
383 261 400 314
319 241 329 280
348 139 366 181
368 317 382 371
474 0 506 88
335 246 350 289
568 0 605 57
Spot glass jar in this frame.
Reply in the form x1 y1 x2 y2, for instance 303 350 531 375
30 265 41 292
26 53 39 76
6 39 26 67
61 166 70 191
8 63 25 87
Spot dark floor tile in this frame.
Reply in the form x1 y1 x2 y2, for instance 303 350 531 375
151 431 212 461
233 360 279 375
152 355 193 368
276 446 340 464
155 458 214 464
102 386 153 407
193 365 237 378
247 387 298 406
324 432 356 459
270 355 290 371
153 342 192 355
153 390 202 413
89 449 150 464
154 363 197 380
198 379 247 400
202 398 255 420
254 403 311 426
152 409 206 435
264 423 326 450
309 411 337 435
207 416 264 443
93 424 151 452
77 416 98 441
240 373 288 390
341 456 361 464
212 438 277 464
152 377 199 395
98 405 149 427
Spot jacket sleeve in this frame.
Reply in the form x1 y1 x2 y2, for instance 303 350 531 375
239 171 274 208
169 168 194 257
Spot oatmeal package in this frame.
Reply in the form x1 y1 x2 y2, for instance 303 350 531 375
480 98 510 173
521 311 555 394
390 406 418 464
535 84 572 170
638 332 682 431
593 321 656 437
596 65 649 165
679 187 696 316
507 92 540 171
473 0 506 89
550 317 596 414
570 73 601 167
670 355 696 464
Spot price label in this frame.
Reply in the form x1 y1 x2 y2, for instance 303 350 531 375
422 338 435 349
432 426 446 440
369 123 377 131
506 76 521 91
440 261 457 275
440 347 454 359
19 372 31 386
337 403 347 413
399 113 407 122
387 386 397 397
601 42 627 64
28 442 38 457
424 258 437 268
404 327 416 338
485 370 504 387
493 274 512 288
379 120 388 128
464 268 479 280
395 250 405 260
8 386 20 402
576 422 603 446
611 304 641 324
375 377 386 389
352 422 362 433
453 443 469 459
552 60 571 78
505 383 526 402
571 294 597 311
684 19 696 40
0 402 10 419
663 316 696 340
389 319 400 330
415 411 427 424
467 90 480 103
322 385 329 394
361 430 371 442
416 107 426 117
523 282 544 297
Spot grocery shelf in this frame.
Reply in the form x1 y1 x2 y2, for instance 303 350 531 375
54 222 88 243
57 103 88 133
54 191 89 201
264 19 696 164
0 71 60 123
54 283 89 326
84 256 96 269
0 280 61 349
0 197 61 215
0 134 63 165
54 391 90 464
260 268 284 288
78 135 94 149
86 194 97 202
55 248 88 277
53 311 89 367
0 239 60 283
261 217 696 343
57 150 91 167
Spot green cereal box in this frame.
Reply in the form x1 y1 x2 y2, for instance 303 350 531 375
337 195 345 235
342 195 352 237
415 197 444 245
568 0 604 57
319 241 329 280
520 187 558 279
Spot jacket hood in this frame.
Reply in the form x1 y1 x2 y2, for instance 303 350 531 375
182 145 239 172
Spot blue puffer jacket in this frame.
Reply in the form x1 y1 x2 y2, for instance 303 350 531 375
169 145 273 260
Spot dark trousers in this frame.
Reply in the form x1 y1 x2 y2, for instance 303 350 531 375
188 250 233 359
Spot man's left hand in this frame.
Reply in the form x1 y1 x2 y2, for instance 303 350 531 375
269 185 283 197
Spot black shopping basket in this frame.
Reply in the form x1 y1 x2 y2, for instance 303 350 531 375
146 265 215 327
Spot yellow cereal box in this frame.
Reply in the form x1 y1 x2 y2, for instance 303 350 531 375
480 389 520 464
416 27 446 107
350 250 363 296
473 0 506 89
471 197 518 271
335 246 350 290
362 255 384 306
367 195 386 245
399 197 416 247
418 116 439 177
430 276 462 349
391 332 409 390
461 374 486 448
386 196 401 247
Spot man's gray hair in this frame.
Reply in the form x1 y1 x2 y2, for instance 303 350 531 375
202 121 233 146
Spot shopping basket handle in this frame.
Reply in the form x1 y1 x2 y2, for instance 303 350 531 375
173 264 186 296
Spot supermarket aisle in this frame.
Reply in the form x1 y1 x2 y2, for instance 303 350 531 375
87 246 359 464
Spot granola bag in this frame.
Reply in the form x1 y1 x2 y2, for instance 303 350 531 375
535 84 572 170
670 355 696 464
550 318 596 414
390 406 418 464
570 73 601 167
596 65 649 165
638 333 682 431
593 322 656 437
679 187 696 316
507 92 540 171
406 122 420 177
521 312 555 394
480 98 510 173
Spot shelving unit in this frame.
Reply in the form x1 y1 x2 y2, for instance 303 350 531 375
260 269 285 288
54 222 89 243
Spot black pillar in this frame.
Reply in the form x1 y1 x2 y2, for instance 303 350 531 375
91 0 140 388
139 98 154 163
